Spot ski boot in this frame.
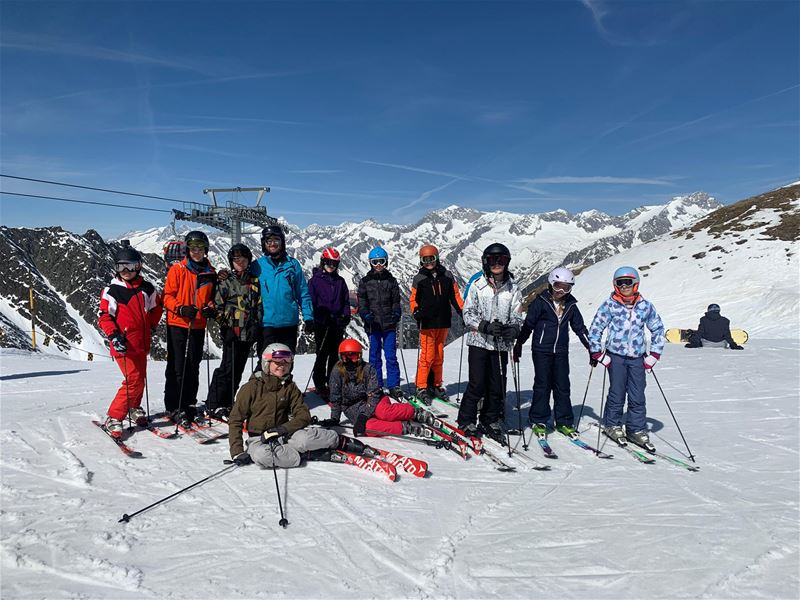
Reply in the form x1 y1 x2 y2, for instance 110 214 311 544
433 386 448 401
103 416 123 438
555 424 578 439
304 448 333 462
402 422 429 438
412 407 438 428
128 407 148 427
337 434 371 456
170 409 193 429
208 406 231 422
388 386 405 400
482 421 507 446
531 422 548 437
604 425 627 446
461 422 481 437
626 430 656 453
415 387 433 406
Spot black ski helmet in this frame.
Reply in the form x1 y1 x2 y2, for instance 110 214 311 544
261 224 286 255
227 243 253 267
481 242 512 277
114 246 142 264
184 230 210 256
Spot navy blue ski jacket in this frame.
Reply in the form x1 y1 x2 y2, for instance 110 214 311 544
516 290 591 354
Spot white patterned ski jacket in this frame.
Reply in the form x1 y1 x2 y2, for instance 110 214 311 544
463 274 524 352
588 293 665 358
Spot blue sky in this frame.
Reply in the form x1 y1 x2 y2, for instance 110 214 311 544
1 0 798 238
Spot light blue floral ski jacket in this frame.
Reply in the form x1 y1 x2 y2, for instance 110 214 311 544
588 294 665 358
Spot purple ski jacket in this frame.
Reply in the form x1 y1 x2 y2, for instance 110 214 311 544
308 267 351 326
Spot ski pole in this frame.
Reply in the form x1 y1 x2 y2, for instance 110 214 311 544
121 353 133 431
512 360 528 451
455 332 465 402
119 463 238 523
303 325 328 393
650 370 696 462
175 313 195 434
269 443 289 528
398 320 411 394
205 327 211 393
574 366 594 432
498 352 512 456
595 367 607 453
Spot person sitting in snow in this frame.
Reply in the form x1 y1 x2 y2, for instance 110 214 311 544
317 339 436 437
685 304 743 350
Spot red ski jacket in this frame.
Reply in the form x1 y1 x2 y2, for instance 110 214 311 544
98 275 163 358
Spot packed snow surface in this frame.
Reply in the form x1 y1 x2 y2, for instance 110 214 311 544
1 340 798 599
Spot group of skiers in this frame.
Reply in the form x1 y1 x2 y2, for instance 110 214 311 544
98 225 721 467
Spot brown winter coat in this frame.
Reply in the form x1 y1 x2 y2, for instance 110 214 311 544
228 371 311 457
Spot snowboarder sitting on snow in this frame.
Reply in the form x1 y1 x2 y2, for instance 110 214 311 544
229 343 388 467
317 339 435 437
512 267 590 438
357 246 403 397
456 243 524 444
308 247 351 400
588 266 665 452
98 243 163 437
162 230 217 428
685 304 743 350
409 244 464 405
205 243 262 421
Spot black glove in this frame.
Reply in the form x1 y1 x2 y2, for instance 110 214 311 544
109 332 127 354
201 306 216 319
232 452 252 466
319 417 340 427
589 352 598 367
730 343 744 350
501 324 520 342
479 320 504 337
178 305 198 319
304 320 314 335
413 309 421 325
512 343 522 363
261 426 288 445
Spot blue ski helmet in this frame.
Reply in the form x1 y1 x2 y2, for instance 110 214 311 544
613 266 640 294
368 247 388 261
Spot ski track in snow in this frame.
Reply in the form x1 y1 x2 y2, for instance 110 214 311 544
1 340 798 599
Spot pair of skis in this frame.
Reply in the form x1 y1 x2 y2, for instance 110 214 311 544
589 424 699 472
328 445 429 482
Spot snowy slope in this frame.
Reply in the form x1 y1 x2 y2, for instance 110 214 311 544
1 341 798 599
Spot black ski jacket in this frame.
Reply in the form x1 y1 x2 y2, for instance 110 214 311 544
697 312 736 345
516 290 590 355
409 265 463 329
356 269 401 332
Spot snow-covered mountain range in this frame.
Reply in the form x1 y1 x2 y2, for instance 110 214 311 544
2 185 797 362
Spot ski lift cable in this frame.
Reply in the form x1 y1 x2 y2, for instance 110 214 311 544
0 191 172 213
0 174 188 204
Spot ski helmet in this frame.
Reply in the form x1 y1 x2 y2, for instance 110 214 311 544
338 338 363 363
321 247 341 265
163 240 185 267
548 267 575 287
707 303 721 313
481 243 511 275
419 244 439 266
114 244 142 274
368 246 388 266
261 225 285 255
613 266 640 295
227 243 252 268
262 343 294 372
185 231 209 256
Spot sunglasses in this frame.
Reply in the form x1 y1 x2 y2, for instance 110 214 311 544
187 241 207 250
370 258 387 266
341 351 360 360
322 259 340 268
615 278 635 287
486 255 510 267
553 282 573 292
420 255 437 265
115 262 140 273
264 237 282 246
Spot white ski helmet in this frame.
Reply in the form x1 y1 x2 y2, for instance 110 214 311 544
262 343 294 372
548 267 575 287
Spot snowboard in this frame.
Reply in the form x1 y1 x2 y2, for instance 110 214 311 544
665 328 748 345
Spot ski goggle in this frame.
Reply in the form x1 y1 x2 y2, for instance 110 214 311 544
553 282 573 292
264 237 282 246
187 240 207 250
420 255 437 265
615 278 635 288
370 258 387 266
485 255 510 267
341 351 360 361
266 350 294 364
322 259 340 268
115 261 140 273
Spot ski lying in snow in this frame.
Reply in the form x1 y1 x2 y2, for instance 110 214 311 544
92 420 143 458
365 446 428 478
403 395 483 454
595 428 655 464
531 429 558 459
330 450 397 481
645 450 700 472
479 432 549 471
176 421 225 444
433 394 461 409
558 432 613 459
138 413 179 439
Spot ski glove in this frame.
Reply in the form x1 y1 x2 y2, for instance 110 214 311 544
512 343 522 363
479 320 504 338
261 426 288 446
643 352 660 370
201 306 216 319
178 305 198 319
591 352 611 368
232 452 252 466
318 418 340 427
500 324 520 342
303 320 314 335
109 332 127 354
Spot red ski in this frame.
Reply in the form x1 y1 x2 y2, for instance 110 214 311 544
367 447 428 478
330 450 397 481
